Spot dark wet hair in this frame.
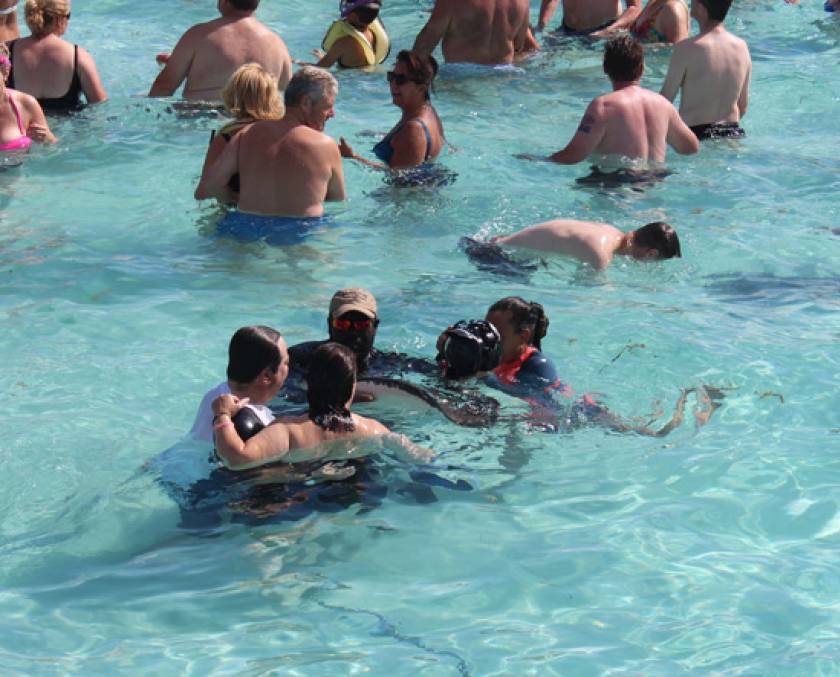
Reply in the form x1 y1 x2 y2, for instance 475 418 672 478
395 49 438 100
488 297 550 351
228 0 259 11
634 222 682 259
603 35 644 83
227 326 283 383
698 0 733 22
307 343 357 432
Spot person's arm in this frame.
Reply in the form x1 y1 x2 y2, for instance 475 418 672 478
737 58 751 118
195 132 233 200
660 45 686 103
76 46 107 103
312 36 365 68
21 94 56 144
666 103 699 155
212 394 293 470
590 0 642 37
657 2 689 44
200 131 240 203
546 100 606 164
149 30 194 97
515 20 540 58
413 0 451 57
537 0 560 31
339 136 389 170
325 140 346 202
385 120 429 169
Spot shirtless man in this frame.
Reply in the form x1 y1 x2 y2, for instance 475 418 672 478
497 220 680 269
149 0 292 102
661 0 751 141
519 36 698 165
0 0 19 42
200 66 345 217
537 0 641 35
413 0 538 65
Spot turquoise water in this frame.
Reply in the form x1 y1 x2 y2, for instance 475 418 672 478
2 0 839 673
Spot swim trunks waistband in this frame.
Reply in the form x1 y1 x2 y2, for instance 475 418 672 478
560 17 617 36
689 122 745 141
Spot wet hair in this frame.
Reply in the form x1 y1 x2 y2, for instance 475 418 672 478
285 66 339 108
0 43 10 84
698 0 733 22
395 50 438 100
24 0 70 38
307 343 357 433
488 297 550 351
221 63 284 127
228 0 259 11
634 222 682 259
603 35 644 83
351 5 380 24
226 326 283 384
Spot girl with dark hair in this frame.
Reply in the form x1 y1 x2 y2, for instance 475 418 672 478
484 296 569 403
339 49 445 172
211 343 432 470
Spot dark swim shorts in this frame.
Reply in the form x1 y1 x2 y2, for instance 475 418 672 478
216 211 329 246
560 17 617 36
689 122 746 141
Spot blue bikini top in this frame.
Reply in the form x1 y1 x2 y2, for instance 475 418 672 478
373 118 433 166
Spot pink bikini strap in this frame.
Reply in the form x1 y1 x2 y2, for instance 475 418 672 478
8 94 25 135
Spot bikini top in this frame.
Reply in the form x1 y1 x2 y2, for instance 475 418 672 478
372 118 433 166
0 94 32 152
7 40 84 111
632 1 670 43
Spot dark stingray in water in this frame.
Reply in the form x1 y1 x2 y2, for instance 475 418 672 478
704 274 840 309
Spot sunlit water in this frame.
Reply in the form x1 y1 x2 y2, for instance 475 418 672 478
2 1 839 673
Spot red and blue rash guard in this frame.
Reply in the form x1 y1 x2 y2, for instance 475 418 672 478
487 346 573 405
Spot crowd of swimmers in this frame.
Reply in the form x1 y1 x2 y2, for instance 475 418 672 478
2 0 831 478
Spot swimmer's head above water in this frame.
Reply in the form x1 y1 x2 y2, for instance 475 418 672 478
327 288 380 367
227 325 289 404
306 342 358 432
625 221 682 261
486 296 550 362
603 35 644 85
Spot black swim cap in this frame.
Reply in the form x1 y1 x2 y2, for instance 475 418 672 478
442 320 501 378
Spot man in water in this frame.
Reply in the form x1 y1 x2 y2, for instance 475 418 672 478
149 0 292 101
190 326 289 444
518 36 698 166
201 66 345 217
660 0 751 141
537 0 641 36
412 0 538 65
462 219 682 272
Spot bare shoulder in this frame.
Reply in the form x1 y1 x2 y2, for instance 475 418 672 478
15 90 41 114
353 414 390 435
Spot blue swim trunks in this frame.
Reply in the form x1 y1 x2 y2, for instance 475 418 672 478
216 211 330 246
385 163 458 188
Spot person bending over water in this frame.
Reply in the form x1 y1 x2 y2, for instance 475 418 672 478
462 219 681 272
195 63 284 204
212 343 433 471
190 325 289 444
310 0 390 69
413 0 538 65
149 0 291 102
660 0 751 141
340 51 445 171
6 0 106 112
537 0 641 36
202 66 345 218
518 36 697 171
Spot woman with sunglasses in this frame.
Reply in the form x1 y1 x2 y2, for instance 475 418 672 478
5 0 106 112
212 342 433 470
340 49 445 174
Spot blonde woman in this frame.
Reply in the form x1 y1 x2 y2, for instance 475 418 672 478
6 0 106 112
195 63 284 204
0 42 55 159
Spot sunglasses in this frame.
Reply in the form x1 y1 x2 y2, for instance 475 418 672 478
331 317 376 332
387 71 421 86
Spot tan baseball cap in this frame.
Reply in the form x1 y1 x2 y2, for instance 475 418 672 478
329 288 377 319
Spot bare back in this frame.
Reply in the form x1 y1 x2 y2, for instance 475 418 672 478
417 0 532 64
592 86 679 162
662 27 751 126
236 120 343 217
8 36 103 102
563 0 624 30
498 219 623 269
177 17 291 100
281 413 390 461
